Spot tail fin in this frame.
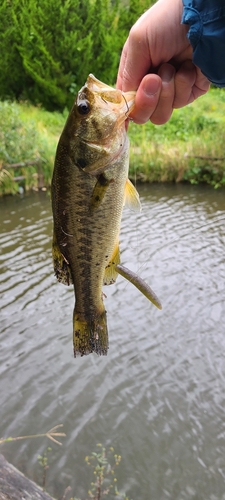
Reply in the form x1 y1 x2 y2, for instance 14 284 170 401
73 309 108 357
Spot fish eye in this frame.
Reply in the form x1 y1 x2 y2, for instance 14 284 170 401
77 99 90 115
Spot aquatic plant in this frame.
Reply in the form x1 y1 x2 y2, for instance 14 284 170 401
73 444 132 500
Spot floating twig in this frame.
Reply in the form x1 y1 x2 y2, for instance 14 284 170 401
0 424 66 446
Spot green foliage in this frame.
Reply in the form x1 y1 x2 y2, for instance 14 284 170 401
0 101 39 193
1 89 225 196
0 101 37 164
74 444 132 500
128 89 225 188
182 162 225 188
0 168 18 196
0 1 25 101
0 0 152 110
118 0 153 37
129 107 218 146
0 101 60 194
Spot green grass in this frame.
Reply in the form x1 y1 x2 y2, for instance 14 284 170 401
128 88 225 188
1 88 225 196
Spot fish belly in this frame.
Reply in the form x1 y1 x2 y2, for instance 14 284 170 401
52 143 129 356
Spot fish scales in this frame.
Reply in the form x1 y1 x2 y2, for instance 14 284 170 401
52 146 129 355
51 74 162 358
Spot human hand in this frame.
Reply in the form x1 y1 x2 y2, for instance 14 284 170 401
117 0 210 125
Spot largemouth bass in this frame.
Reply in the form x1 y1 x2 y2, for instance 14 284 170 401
51 74 162 357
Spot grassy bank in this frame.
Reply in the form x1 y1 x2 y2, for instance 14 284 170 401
0 101 66 195
1 88 225 195
128 87 225 188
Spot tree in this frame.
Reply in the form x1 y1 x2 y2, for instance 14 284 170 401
0 0 156 110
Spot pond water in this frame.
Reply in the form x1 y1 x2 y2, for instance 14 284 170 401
0 184 225 500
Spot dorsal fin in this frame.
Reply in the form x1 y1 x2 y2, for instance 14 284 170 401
124 179 141 211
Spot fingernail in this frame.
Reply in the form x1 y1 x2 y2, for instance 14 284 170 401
161 65 175 83
143 78 160 97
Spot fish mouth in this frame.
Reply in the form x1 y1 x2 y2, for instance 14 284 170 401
86 74 136 123
120 90 136 120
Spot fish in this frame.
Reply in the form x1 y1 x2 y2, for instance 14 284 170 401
51 74 162 357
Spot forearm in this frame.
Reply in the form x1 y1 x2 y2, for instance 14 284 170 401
182 0 225 87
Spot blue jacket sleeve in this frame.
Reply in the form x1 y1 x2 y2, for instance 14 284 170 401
182 0 225 87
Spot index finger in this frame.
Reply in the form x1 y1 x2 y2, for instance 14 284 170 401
116 27 151 92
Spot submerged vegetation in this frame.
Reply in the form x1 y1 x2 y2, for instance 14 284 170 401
1 431 130 499
1 88 225 196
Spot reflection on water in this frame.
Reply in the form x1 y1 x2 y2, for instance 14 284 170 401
0 184 225 499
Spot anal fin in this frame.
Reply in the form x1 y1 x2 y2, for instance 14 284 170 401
52 230 73 285
103 239 120 285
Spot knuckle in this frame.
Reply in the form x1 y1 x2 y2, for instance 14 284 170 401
129 23 147 50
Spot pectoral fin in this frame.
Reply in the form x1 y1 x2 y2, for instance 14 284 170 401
90 174 111 211
116 264 162 310
103 239 120 285
124 179 141 211
52 230 73 285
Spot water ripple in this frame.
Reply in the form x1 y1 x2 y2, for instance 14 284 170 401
0 186 225 499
